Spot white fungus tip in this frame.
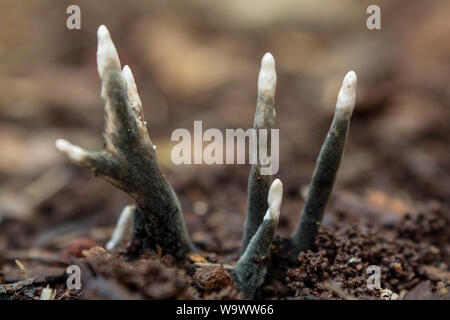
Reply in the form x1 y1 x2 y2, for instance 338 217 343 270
336 70 357 114
122 65 131 74
261 52 275 69
106 205 135 251
97 25 120 77
265 178 283 220
55 139 87 162
258 52 277 99
122 65 142 107
344 70 357 86
97 25 109 38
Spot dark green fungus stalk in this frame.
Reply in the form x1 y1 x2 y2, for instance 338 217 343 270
291 71 357 255
242 53 277 253
234 179 283 298
56 25 195 260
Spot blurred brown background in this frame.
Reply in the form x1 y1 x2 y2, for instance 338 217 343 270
0 0 449 255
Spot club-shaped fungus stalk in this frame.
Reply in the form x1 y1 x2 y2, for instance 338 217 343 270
56 25 195 260
291 71 357 254
241 53 277 253
234 179 283 298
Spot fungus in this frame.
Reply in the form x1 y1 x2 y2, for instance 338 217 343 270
56 25 357 298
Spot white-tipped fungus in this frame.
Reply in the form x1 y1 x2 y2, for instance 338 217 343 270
57 25 196 260
56 24 362 298
242 53 278 253
291 71 357 253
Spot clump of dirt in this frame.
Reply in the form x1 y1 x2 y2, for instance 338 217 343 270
286 251 332 298
396 206 450 263
81 247 191 299
284 207 450 299
192 267 234 294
